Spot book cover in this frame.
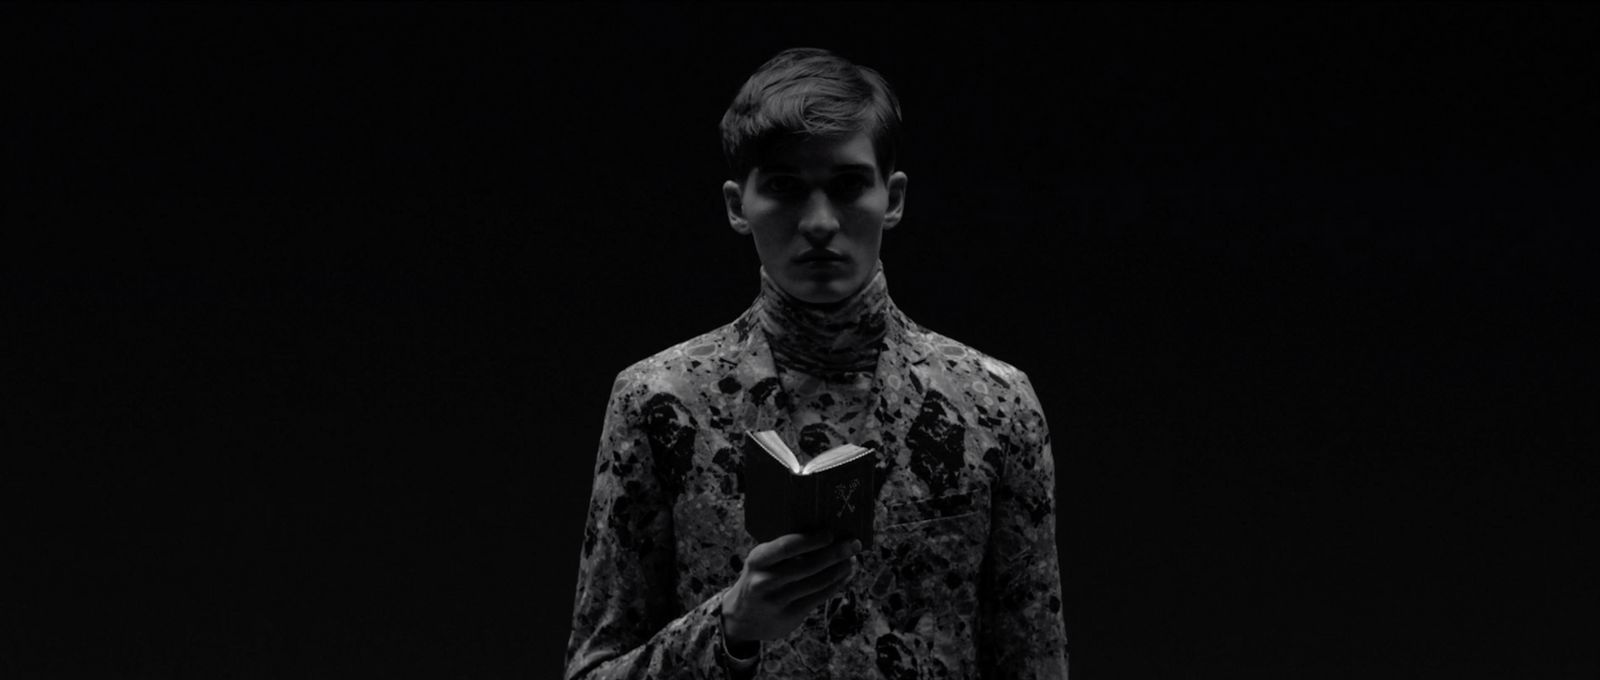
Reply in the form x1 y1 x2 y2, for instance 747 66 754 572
742 430 877 549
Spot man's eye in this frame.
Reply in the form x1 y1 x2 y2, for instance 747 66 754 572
829 176 870 199
764 177 801 194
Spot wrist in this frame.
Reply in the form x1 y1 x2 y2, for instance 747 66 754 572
719 608 760 661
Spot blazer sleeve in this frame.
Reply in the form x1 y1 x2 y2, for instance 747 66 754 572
564 372 747 680
979 371 1070 679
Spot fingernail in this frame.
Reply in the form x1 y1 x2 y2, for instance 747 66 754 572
851 539 862 553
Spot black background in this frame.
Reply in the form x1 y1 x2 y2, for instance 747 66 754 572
5 2 1595 678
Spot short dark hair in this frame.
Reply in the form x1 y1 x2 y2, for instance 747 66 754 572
719 47 903 183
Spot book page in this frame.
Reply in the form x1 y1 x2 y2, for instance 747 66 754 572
800 444 871 475
750 431 802 473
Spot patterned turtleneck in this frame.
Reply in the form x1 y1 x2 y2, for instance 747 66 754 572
753 260 897 461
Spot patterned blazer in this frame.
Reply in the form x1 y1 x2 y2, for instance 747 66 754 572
565 300 1069 679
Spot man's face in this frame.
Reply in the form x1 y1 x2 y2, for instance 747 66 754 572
723 132 908 305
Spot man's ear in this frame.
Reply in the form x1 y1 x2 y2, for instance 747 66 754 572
882 171 908 230
723 180 751 235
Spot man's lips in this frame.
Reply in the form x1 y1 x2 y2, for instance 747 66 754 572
796 250 848 263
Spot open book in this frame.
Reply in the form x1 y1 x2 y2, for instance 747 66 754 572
742 430 878 549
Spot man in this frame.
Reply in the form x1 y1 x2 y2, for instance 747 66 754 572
565 47 1069 679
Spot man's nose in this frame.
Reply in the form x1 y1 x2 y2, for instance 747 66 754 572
797 191 840 242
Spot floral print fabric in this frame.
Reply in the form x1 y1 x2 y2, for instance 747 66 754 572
565 269 1069 679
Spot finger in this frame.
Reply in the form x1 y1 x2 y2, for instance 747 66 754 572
746 530 835 569
773 554 854 605
781 560 854 616
763 538 861 589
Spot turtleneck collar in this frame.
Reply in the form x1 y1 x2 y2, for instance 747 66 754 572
754 261 895 375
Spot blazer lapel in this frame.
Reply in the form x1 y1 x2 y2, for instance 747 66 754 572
722 309 786 437
864 309 936 501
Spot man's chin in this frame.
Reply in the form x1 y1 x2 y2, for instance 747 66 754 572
785 277 863 307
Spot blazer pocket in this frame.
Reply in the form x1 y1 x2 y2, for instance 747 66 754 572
881 491 979 529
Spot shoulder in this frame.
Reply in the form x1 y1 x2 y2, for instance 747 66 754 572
913 327 1038 395
606 318 749 408
903 326 1047 427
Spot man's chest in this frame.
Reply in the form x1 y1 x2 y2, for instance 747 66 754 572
665 379 1002 569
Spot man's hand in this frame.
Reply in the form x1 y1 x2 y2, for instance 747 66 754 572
721 530 861 647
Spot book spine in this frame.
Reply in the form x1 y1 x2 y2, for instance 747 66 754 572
796 473 819 534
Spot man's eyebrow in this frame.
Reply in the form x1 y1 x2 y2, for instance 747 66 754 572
760 163 878 174
831 163 878 175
